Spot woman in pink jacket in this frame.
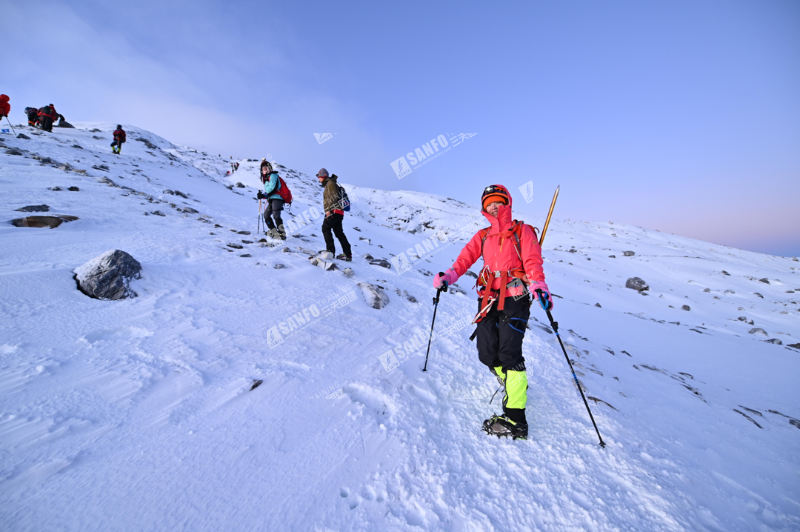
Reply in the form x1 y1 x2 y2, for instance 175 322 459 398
433 185 553 440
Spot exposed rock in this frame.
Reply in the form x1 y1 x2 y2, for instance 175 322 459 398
15 205 50 212
49 186 62 191
135 137 158 150
595 303 602 308
310 257 337 271
363 254 374 261
71 144 83 149
235 182 245 188
240 254 251 258
227 243 243 249
748 328 768 336
16 133 31 139
625 277 649 291
281 247 290 253
241 240 253 244
274 263 287 269
608 255 616 258
369 258 392 269
150 211 165 217
68 186 79 192
703 288 711 293
359 237 371 244
721 270 730 276
358 282 390 309
733 409 762 428
74 250 142 300
174 190 188 198
788 343 800 349
250 379 263 391
342 267 354 278
764 338 782 345
623 251 635 257
682 305 691 311
237 230 250 235
464 270 478 279
758 278 770 284
92 164 109 172
11 215 78 228
182 207 199 214
5 148 23 155
163 189 175 195
753 292 764 299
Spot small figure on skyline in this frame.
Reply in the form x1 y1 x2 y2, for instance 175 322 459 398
111 125 126 154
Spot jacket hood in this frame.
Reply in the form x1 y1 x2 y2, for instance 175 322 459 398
481 186 513 232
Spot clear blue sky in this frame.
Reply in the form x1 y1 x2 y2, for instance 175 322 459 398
5 0 799 256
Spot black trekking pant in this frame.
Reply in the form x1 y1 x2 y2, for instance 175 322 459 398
322 213 351 256
111 140 123 153
476 293 530 371
263 199 285 233
40 117 53 132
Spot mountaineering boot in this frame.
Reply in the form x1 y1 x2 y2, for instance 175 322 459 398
482 414 528 440
336 254 352 262
266 228 281 240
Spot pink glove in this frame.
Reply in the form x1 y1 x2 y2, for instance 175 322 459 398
433 268 458 289
529 281 554 309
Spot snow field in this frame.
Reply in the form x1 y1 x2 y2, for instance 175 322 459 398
1 123 799 531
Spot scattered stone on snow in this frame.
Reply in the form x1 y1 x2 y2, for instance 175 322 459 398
623 251 635 257
369 258 392 269
16 133 31 139
235 182 245 188
274 264 287 269
342 267 354 278
227 243 243 249
5 148 23 155
68 186 79 191
748 328 768 336
358 282 390 309
625 277 649 291
74 249 142 300
11 215 78 228
764 338 782 345
15 205 50 212
150 211 165 217
682 305 691 311
758 278 770 284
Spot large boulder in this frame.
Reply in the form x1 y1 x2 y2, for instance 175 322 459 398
11 215 78 228
625 277 649 291
358 282 390 309
74 250 142 300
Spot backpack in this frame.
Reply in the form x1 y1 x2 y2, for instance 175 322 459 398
338 185 351 212
275 176 293 205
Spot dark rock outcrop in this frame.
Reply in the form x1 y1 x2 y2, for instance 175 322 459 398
74 250 142 300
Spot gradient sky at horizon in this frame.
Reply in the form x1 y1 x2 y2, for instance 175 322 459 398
4 0 799 256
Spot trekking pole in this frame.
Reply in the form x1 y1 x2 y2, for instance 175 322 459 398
539 185 560 246
258 198 262 234
422 274 448 372
4 117 17 137
535 289 606 448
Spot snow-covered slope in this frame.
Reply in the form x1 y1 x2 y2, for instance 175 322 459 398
1 124 798 531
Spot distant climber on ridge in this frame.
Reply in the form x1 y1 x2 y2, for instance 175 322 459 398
316 168 352 262
432 184 553 441
0 94 10 122
37 104 58 132
111 125 126 154
25 107 39 127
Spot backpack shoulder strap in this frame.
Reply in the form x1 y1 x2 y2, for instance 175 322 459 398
478 227 491 260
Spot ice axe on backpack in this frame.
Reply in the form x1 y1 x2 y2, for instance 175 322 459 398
423 273 448 372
